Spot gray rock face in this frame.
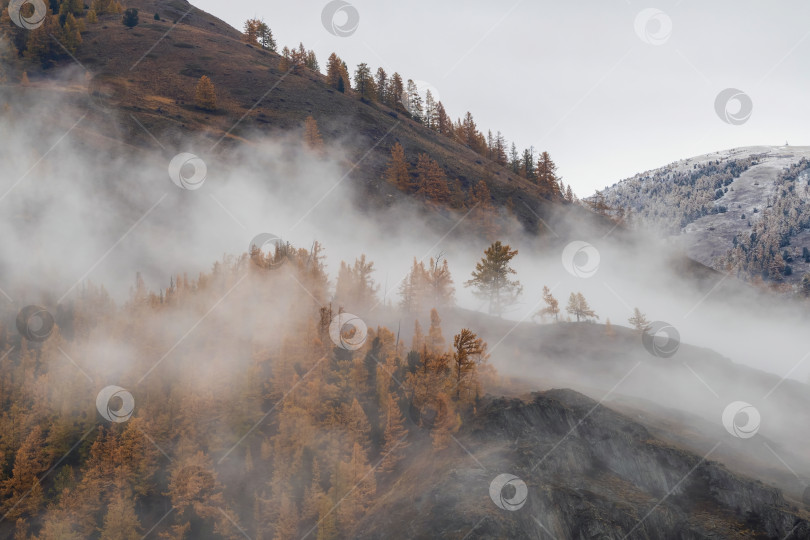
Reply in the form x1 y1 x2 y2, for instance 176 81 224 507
355 389 810 539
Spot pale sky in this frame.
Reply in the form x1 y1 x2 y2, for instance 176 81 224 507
191 0 810 197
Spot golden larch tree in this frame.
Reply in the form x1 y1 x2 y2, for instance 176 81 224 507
194 75 217 111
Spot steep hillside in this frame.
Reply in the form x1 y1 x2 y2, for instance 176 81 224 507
356 390 810 539
0 0 598 234
598 146 810 289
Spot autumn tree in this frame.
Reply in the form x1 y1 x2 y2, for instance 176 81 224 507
326 53 350 92
536 285 560 322
566 292 598 322
379 393 408 473
384 142 411 191
536 151 560 198
304 115 324 151
354 62 375 101
415 153 450 205
452 328 487 402
628 307 650 332
387 73 404 111
465 241 522 316
335 255 379 311
194 75 217 111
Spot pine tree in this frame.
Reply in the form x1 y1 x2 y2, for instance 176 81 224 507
536 285 559 322
243 18 261 45
194 75 217 111
384 143 411 191
354 62 375 101
375 67 388 104
387 73 404 111
426 308 445 355
628 308 650 332
465 241 522 316
61 13 82 54
536 151 560 198
121 7 138 28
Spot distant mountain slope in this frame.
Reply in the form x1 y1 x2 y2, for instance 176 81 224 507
598 146 810 288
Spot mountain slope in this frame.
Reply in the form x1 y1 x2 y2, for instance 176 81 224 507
356 389 810 539
3 0 595 234
599 146 810 288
